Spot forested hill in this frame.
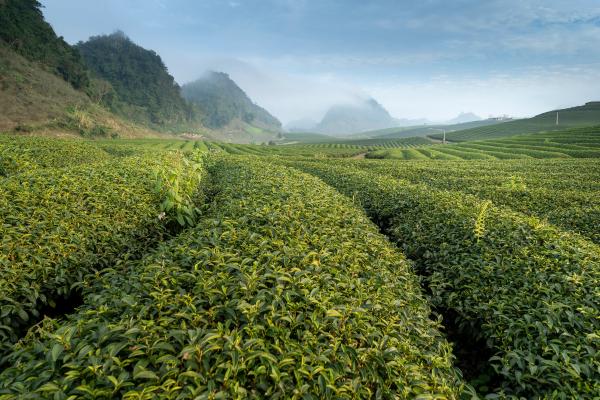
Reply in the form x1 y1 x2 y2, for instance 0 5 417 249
182 72 281 130
76 32 194 126
0 0 89 89
1 1 278 141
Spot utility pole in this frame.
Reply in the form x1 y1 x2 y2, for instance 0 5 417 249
443 129 446 144
556 112 559 126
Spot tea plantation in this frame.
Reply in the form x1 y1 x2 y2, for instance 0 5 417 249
0 134 599 399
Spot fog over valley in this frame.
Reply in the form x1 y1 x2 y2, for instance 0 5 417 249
40 0 600 125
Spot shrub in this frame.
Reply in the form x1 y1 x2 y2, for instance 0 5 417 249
0 156 463 399
0 142 207 360
287 160 600 398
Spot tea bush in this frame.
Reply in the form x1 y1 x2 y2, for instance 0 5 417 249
0 149 207 360
287 160 600 398
351 158 600 244
0 156 463 399
0 136 111 176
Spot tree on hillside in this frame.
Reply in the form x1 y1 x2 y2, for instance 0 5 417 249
76 32 194 126
0 0 89 89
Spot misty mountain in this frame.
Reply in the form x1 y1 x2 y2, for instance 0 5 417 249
285 118 318 132
446 112 481 124
182 71 281 131
313 98 398 135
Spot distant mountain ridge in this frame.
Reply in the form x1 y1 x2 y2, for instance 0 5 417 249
313 98 397 135
181 72 281 132
446 112 481 124
299 100 486 135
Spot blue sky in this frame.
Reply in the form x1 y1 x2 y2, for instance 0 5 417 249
41 0 600 123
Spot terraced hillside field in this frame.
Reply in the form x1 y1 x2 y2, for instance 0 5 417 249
367 125 600 160
363 119 504 139
429 102 600 142
1 135 599 399
202 138 432 157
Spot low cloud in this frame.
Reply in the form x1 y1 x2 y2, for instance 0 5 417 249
169 55 600 124
171 55 368 124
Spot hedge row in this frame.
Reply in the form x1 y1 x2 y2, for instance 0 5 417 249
286 160 600 398
0 156 463 399
0 150 206 360
0 136 111 176
352 158 600 244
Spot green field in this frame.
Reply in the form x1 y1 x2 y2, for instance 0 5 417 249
364 125 600 160
363 119 505 139
1 133 599 399
429 102 600 142
278 131 339 143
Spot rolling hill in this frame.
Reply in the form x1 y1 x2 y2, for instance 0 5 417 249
366 125 600 160
0 2 188 137
431 102 600 142
367 119 506 139
0 44 165 138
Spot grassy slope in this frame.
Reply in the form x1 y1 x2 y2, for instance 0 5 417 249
434 102 600 142
0 45 167 138
0 44 87 131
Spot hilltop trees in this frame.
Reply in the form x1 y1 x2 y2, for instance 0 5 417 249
76 32 194 126
0 0 89 89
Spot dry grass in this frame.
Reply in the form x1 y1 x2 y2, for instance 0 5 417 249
0 45 167 139
0 45 88 131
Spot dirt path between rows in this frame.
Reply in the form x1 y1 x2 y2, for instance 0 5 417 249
351 152 367 159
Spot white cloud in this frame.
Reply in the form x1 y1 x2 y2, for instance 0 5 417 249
368 64 600 121
41 0 600 125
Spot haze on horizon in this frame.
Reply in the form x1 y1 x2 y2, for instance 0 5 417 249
41 0 600 125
